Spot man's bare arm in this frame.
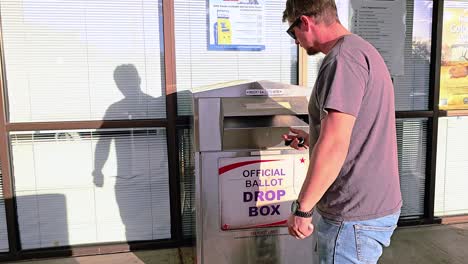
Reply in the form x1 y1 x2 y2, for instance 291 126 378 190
298 110 356 212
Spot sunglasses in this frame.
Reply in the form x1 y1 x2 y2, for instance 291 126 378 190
286 17 302 40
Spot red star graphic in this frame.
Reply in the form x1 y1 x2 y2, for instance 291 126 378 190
222 224 229 230
300 157 305 163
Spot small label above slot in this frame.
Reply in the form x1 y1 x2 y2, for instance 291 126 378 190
245 89 285 96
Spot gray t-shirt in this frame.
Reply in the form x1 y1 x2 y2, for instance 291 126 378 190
309 34 402 221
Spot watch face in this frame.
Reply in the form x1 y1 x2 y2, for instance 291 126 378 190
291 200 298 213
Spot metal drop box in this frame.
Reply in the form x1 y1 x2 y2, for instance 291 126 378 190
193 81 318 264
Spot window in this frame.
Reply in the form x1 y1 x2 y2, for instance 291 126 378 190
1 0 166 122
174 0 298 115
11 129 170 248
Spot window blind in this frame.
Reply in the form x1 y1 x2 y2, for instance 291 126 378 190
178 129 195 238
435 117 468 217
392 0 432 111
0 163 8 252
396 118 428 218
0 0 166 122
307 53 325 90
11 128 170 249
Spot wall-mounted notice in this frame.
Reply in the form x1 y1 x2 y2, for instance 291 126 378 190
439 1 468 110
219 155 308 230
208 0 265 51
350 0 406 76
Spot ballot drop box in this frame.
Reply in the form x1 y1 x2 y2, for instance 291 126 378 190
193 81 318 264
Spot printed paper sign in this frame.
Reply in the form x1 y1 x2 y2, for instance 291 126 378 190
439 1 468 109
219 155 308 230
350 0 406 75
208 0 265 51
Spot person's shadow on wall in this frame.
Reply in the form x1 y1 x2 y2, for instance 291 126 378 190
91 64 172 244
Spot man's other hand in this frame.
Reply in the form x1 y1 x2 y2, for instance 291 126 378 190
287 214 314 239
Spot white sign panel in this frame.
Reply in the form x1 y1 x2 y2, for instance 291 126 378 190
208 0 265 51
350 0 406 76
219 154 308 230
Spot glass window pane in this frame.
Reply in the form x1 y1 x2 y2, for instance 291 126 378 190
0 164 8 252
306 0 348 90
307 53 325 91
306 0 433 111
397 118 428 218
175 0 298 115
11 128 170 249
435 117 468 216
392 0 432 110
178 128 195 239
439 0 468 110
0 0 166 122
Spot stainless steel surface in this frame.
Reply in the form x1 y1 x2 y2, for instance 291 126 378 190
222 115 308 150
222 97 308 117
223 127 292 150
223 115 308 129
198 98 222 152
197 151 317 264
194 152 202 264
194 81 317 264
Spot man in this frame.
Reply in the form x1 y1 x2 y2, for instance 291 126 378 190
282 0 402 263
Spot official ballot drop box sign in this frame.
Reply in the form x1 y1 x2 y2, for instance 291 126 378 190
219 155 309 230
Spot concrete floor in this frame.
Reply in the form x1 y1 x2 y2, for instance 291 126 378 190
380 223 468 264
5 223 468 264
3 248 194 264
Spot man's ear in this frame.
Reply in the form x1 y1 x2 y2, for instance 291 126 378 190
299 15 313 31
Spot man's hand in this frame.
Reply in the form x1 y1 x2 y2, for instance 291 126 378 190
282 127 310 150
287 214 314 239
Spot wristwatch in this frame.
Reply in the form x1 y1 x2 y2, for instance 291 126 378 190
291 200 314 218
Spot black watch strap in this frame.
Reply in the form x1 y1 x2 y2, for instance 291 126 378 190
291 200 314 218
293 210 313 218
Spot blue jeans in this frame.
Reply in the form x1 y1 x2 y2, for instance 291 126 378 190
316 211 400 264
